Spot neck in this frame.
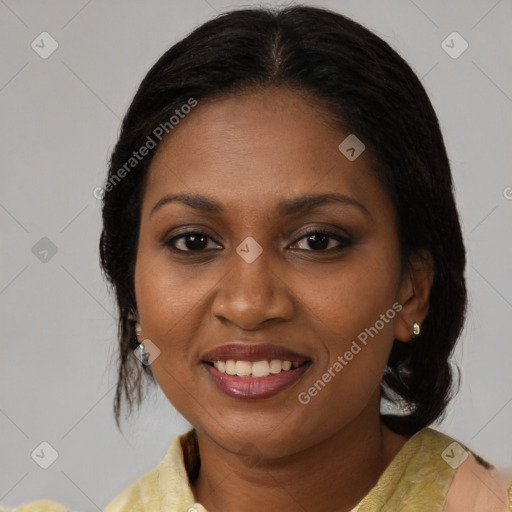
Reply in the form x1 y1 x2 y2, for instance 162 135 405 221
190 394 411 512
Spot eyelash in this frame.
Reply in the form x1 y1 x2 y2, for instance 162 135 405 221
162 228 353 254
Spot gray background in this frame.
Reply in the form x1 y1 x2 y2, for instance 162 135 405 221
1 0 511 510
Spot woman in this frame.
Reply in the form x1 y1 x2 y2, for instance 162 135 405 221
5 5 511 512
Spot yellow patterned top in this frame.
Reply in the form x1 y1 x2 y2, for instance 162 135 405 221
2 427 511 511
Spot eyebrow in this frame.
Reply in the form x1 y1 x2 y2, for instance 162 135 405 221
150 192 372 219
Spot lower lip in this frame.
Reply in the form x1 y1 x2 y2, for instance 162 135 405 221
203 363 310 399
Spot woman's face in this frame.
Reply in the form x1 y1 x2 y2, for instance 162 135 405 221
135 87 412 457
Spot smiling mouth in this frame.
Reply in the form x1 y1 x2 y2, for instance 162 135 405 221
203 359 311 378
202 358 312 399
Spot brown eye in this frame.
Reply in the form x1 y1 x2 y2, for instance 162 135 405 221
291 230 353 251
163 231 222 252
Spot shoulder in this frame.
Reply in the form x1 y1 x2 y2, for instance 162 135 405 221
358 427 511 511
406 427 511 511
443 448 512 512
0 500 70 512
102 461 162 512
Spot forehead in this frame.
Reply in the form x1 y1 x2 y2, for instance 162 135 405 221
142 87 389 217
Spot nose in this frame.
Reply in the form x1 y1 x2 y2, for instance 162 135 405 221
211 243 295 330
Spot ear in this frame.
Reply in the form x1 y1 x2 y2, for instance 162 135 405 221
394 250 434 342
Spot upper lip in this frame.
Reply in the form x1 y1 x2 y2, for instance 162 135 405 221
201 343 311 363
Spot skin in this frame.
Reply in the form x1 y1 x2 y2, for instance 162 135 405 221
134 87 434 512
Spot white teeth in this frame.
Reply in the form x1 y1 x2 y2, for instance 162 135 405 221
251 360 270 377
213 359 302 377
235 360 252 376
225 360 236 375
269 359 282 374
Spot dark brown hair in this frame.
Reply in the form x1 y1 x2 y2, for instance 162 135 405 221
99 5 466 435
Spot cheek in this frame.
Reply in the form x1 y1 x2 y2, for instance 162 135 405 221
297 242 401 344
134 242 208 341
133 244 226 410
134 255 203 422
293 245 400 411
133 248 198 376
